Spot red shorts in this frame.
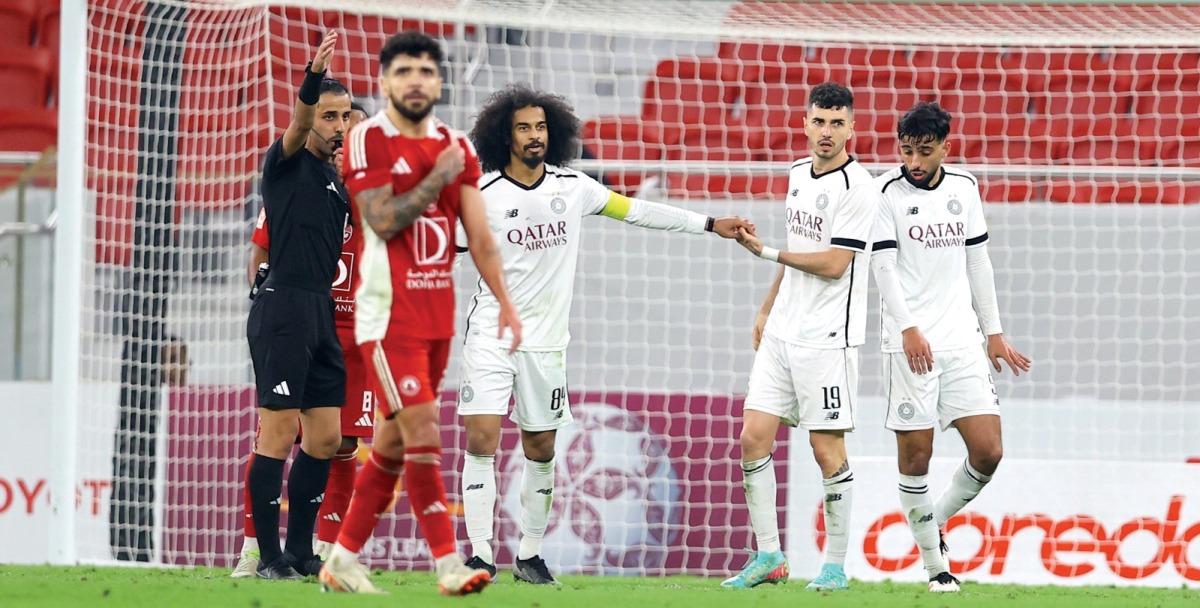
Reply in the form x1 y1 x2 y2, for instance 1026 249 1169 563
361 338 451 419
338 328 375 438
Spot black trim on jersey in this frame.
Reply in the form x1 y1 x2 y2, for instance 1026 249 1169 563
456 246 469 254
810 156 856 182
873 239 898 251
965 232 989 247
480 174 505 191
944 169 977 186
500 166 547 191
791 158 814 170
462 275 486 345
831 237 866 251
880 173 906 194
545 170 579 179
843 257 855 348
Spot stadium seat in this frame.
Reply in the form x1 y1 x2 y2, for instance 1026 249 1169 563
1046 180 1200 205
174 132 260 210
37 4 58 53
0 0 39 45
0 106 56 152
1138 116 1195 166
716 40 810 84
1131 50 1200 91
938 90 1033 124
1134 91 1200 122
581 116 664 196
267 6 324 83
849 88 923 162
1035 50 1138 95
664 126 780 199
818 46 937 91
1055 117 1151 165
0 47 55 107
957 116 1056 165
936 48 1046 106
977 179 1041 204
326 13 400 97
641 57 741 146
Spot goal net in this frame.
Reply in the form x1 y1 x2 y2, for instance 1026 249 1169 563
70 0 1199 584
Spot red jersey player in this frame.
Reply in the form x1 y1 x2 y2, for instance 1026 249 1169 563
318 31 521 596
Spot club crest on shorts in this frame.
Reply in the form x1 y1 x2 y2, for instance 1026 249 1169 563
550 197 567 214
399 375 421 397
947 199 962 215
460 384 474 403
897 402 916 421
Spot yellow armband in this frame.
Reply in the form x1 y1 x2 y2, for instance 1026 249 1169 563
598 191 632 220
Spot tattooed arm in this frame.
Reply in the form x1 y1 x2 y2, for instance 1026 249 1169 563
357 142 465 241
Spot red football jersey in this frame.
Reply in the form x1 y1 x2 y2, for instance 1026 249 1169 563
250 205 361 331
343 113 481 342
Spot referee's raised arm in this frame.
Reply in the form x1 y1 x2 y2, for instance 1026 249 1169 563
281 30 339 159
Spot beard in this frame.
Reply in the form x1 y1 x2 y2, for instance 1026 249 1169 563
519 149 545 169
903 165 938 187
392 95 434 123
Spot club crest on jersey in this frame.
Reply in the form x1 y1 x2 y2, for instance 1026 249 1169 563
947 199 963 215
343 223 353 244
815 193 830 210
550 197 567 214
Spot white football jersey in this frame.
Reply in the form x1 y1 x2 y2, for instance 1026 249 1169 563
764 158 878 349
465 165 610 351
874 165 989 353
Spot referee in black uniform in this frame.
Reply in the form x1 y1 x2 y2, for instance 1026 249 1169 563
246 31 351 579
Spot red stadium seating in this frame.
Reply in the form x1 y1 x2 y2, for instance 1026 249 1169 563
95 193 134 266
665 126 782 198
819 46 938 91
641 57 741 145
0 0 40 45
1131 50 1200 91
582 116 664 196
0 47 55 107
37 5 58 53
1046 180 1200 205
0 107 56 152
716 41 811 84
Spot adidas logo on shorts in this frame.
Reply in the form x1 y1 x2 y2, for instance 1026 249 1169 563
272 381 291 396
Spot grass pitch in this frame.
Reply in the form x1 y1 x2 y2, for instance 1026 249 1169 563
1 565 1197 608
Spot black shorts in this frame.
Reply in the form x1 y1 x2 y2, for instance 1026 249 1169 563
247 284 346 410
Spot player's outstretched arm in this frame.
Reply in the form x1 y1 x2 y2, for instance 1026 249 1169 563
735 226 854 279
356 144 463 241
281 30 337 159
461 185 522 353
596 191 753 236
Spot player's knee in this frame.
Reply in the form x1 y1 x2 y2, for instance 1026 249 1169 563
401 414 442 448
739 428 773 461
972 445 1003 475
465 426 500 456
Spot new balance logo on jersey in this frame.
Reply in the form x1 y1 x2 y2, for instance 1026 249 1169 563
824 411 840 421
826 493 843 502
392 157 413 175
907 207 919 215
504 208 519 219
465 484 485 491
272 381 290 396
918 513 934 523
355 413 371 427
423 501 448 515
536 488 553 496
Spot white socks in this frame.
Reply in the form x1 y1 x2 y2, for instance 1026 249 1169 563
518 457 555 560
821 468 854 565
742 455 780 554
899 473 946 577
462 453 497 564
935 460 992 527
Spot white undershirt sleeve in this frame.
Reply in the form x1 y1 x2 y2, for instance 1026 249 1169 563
966 245 1003 335
870 248 917 332
622 198 708 234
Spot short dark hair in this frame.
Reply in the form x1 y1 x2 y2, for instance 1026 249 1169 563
379 30 444 72
809 82 854 112
320 77 349 97
350 101 366 114
898 101 952 143
469 83 581 173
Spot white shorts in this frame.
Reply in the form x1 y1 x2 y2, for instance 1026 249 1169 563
884 346 1000 431
456 343 572 432
743 335 857 431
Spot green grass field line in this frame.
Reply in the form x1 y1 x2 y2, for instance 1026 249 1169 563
1 566 1197 608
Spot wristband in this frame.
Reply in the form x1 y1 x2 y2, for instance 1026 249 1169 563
298 61 325 106
705 216 715 232
759 247 780 263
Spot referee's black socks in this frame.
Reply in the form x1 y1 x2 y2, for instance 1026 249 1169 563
284 449 332 560
248 454 286 564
